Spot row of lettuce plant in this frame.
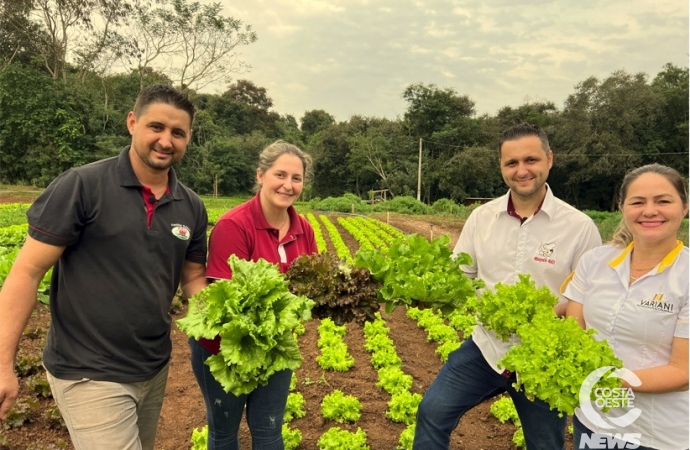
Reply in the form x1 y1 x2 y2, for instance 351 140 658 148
315 316 368 448
336 217 376 251
305 213 328 253
369 217 405 240
406 307 461 362
283 372 306 450
0 224 52 304
318 215 352 263
337 216 388 251
0 203 30 228
317 318 355 371
362 312 419 450
444 306 477 338
0 214 65 445
314 317 368 445
350 216 400 248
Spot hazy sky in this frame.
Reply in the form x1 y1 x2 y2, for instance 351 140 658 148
215 0 688 123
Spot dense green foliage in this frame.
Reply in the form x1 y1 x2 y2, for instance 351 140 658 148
356 234 484 314
1 1 686 213
471 275 624 416
501 313 623 416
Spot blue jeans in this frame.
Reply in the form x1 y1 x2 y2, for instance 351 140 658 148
573 415 656 450
189 338 292 450
413 337 566 450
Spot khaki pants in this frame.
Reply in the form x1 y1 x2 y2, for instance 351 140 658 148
45 363 170 450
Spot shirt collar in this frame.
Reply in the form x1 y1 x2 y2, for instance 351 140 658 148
608 240 685 274
503 184 552 221
249 193 305 235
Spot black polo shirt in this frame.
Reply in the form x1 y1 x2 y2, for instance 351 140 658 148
27 147 208 382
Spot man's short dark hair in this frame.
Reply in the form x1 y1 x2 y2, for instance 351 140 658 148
498 123 550 155
133 84 196 125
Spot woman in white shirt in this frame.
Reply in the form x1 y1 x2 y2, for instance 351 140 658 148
564 163 688 450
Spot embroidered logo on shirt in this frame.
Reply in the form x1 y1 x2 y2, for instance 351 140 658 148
638 293 673 313
171 224 191 241
533 242 556 265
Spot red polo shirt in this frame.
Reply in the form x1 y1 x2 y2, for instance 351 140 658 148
199 194 317 353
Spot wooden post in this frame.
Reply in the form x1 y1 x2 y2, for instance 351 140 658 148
417 138 422 201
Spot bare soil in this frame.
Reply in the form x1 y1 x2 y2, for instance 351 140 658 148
1 213 573 450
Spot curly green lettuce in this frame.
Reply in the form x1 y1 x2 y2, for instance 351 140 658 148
176 255 314 396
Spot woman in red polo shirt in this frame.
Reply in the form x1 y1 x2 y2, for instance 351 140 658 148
190 140 317 450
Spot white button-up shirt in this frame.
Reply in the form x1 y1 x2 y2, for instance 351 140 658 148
455 186 602 372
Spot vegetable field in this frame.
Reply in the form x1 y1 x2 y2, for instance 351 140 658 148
1 206 577 450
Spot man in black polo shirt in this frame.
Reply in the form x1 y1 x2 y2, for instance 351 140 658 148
0 84 208 450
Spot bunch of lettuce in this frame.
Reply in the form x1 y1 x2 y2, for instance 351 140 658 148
471 274 623 416
468 273 557 341
176 255 314 396
286 252 381 325
355 234 484 314
500 313 623 416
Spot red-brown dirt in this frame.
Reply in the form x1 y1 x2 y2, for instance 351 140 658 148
1 213 574 450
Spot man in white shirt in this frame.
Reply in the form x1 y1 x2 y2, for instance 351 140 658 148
413 123 602 450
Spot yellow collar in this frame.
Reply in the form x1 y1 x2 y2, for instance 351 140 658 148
608 240 684 274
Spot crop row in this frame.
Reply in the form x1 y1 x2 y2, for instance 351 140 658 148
363 313 419 448
317 215 353 262
305 213 328 253
300 212 406 258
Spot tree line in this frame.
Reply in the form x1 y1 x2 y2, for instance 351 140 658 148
0 0 687 211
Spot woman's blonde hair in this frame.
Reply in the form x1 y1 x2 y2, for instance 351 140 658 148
609 163 688 247
254 140 313 193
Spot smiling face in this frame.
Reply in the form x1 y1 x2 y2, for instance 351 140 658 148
127 102 192 173
622 172 689 247
257 153 305 212
500 135 553 202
